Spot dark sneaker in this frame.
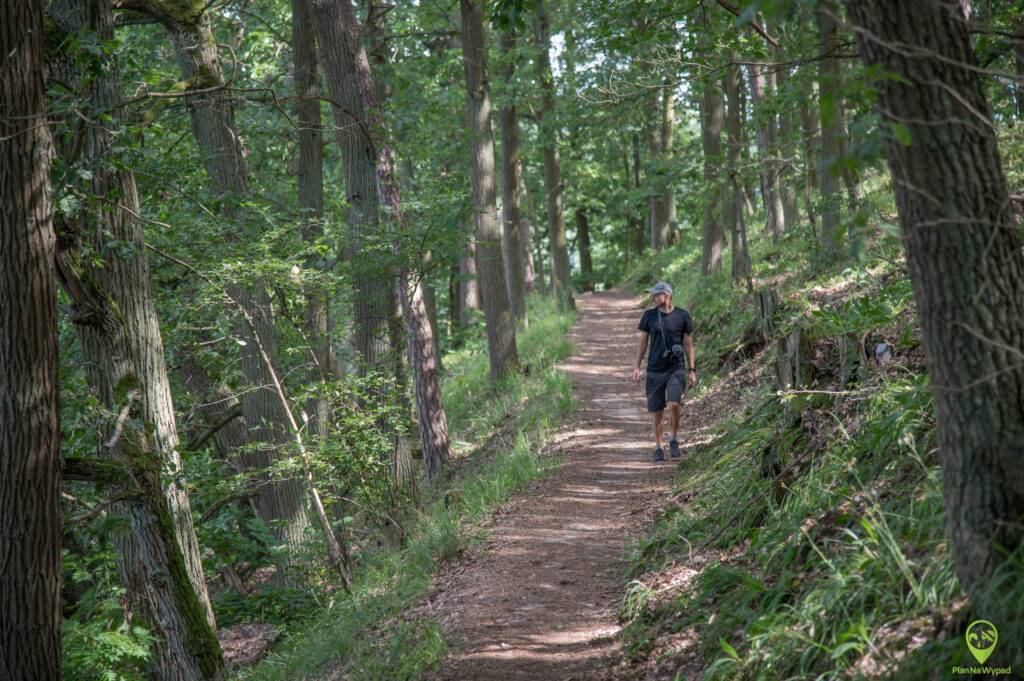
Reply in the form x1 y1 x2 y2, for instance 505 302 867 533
669 439 681 459
652 447 665 462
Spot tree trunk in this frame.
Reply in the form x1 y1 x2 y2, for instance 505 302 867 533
461 0 520 381
844 0 1024 595
776 67 801 229
294 0 333 439
646 100 664 251
576 207 593 290
460 238 480 324
747 62 784 239
311 0 453 480
533 0 573 308
621 140 634 267
817 0 843 258
632 132 646 255
158 5 312 566
50 0 231 626
498 29 527 320
661 80 679 246
701 68 726 274
799 90 819 231
725 57 751 285
449 260 462 337
0 2 61 676
517 160 539 294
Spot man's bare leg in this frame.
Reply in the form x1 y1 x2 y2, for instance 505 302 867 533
652 410 664 450
669 402 681 441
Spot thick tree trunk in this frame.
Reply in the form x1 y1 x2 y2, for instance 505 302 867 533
51 0 227 627
533 0 574 308
0 3 61 677
462 0 520 381
294 0 333 439
817 0 843 258
845 0 1024 595
312 0 452 480
498 29 528 319
701 69 725 274
725 57 751 285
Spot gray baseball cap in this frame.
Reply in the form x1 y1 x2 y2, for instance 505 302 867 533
647 281 673 296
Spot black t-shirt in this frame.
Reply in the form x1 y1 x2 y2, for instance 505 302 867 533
638 306 693 372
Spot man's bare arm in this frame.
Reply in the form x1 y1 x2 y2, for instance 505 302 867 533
635 331 649 370
684 333 695 370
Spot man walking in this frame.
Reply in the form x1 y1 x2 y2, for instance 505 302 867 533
632 282 696 462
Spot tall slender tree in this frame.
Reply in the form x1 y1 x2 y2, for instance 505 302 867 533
817 0 844 258
844 0 1024 596
461 0 520 380
498 29 528 319
293 0 334 440
701 66 726 274
533 0 574 308
0 2 61 677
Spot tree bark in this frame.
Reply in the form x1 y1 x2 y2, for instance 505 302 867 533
294 0 333 440
517 158 537 295
646 100 664 251
725 57 751 285
460 239 480 324
632 132 646 255
0 2 61 676
461 0 520 381
661 80 679 246
498 29 528 320
533 0 574 308
518 166 543 293
701 69 726 274
844 0 1024 595
747 62 784 239
576 207 593 290
775 67 800 230
799 87 819 231
817 0 843 259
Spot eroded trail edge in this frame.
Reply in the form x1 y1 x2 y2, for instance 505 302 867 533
426 290 713 681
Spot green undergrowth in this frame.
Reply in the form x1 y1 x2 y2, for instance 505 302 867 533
238 296 575 681
616 229 1024 679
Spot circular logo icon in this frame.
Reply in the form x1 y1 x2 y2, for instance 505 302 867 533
965 620 998 665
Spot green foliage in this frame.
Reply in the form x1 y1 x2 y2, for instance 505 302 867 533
613 219 1024 679
236 298 574 680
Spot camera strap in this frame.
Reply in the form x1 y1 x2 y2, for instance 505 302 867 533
657 307 685 370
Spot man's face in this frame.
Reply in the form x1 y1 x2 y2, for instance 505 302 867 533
652 291 670 306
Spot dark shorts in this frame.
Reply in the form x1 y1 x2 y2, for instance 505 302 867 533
645 368 687 412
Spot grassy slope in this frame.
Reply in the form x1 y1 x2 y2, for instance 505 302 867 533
238 297 575 681
617 225 1023 680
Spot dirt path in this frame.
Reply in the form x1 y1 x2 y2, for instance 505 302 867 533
427 289 700 681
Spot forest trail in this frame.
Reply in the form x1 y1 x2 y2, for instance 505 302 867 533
427 289 706 680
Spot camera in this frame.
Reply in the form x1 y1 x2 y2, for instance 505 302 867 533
662 343 684 360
